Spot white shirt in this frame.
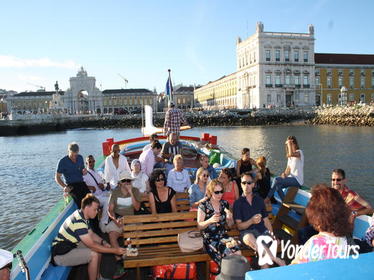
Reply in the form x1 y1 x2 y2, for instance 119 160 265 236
83 168 105 196
142 143 152 152
139 148 155 177
132 171 149 193
167 169 191 193
103 154 131 188
287 149 304 185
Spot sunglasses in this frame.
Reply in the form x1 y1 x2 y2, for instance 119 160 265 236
331 178 342 182
121 179 132 183
88 160 95 163
156 178 165 182
214 190 224 194
202 174 209 177
241 181 254 185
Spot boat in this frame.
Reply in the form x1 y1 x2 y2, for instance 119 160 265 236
9 106 373 280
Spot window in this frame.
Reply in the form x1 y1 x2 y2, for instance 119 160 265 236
372 76 374 87
294 91 299 101
360 94 365 103
361 76 365 88
267 94 271 103
327 94 332 105
349 76 354 88
304 92 309 103
277 94 281 103
349 93 355 102
285 75 291 85
303 51 308 62
275 49 280 62
327 76 332 88
338 76 343 87
303 75 309 85
275 75 281 86
266 74 272 87
265 50 271 62
284 50 289 62
316 76 320 86
371 93 374 102
294 50 299 62
295 76 300 85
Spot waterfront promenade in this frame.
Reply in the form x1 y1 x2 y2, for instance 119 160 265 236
1 105 374 136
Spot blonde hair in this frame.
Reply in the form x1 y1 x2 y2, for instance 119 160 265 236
173 154 183 166
256 156 267 177
206 179 223 198
195 167 207 184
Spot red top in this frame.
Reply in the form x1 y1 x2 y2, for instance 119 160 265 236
340 186 368 211
222 182 237 207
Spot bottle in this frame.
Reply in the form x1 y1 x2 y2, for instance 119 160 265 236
125 238 132 249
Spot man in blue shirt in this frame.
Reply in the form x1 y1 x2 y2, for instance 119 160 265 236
55 142 90 208
233 172 273 258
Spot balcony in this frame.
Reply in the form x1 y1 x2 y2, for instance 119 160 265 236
265 84 273 88
295 84 301 88
275 84 283 88
303 84 310 88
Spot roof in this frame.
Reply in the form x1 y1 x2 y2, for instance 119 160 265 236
102 88 154 95
13 91 64 97
175 86 194 92
315 53 374 65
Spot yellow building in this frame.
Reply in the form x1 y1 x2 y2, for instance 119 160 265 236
315 53 374 105
194 72 237 108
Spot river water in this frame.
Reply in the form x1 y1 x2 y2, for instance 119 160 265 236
1 125 374 250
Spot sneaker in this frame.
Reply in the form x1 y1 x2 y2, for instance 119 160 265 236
113 265 127 279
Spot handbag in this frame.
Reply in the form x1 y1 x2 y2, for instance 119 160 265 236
177 230 203 252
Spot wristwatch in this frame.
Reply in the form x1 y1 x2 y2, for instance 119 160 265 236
352 211 358 217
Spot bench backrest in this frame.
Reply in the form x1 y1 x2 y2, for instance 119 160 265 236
123 211 198 247
140 192 191 212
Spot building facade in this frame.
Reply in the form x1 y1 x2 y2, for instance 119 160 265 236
236 22 315 108
173 85 194 109
7 91 62 114
194 73 237 108
315 53 374 105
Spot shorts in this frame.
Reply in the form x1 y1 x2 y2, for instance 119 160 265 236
240 229 270 243
106 220 123 234
54 242 92 266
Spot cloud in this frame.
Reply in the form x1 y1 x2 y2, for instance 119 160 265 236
0 55 78 69
17 74 46 82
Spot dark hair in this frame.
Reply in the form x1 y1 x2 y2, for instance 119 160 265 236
150 133 158 141
81 193 100 209
220 168 234 180
86 155 94 161
332 169 346 179
241 171 256 180
151 140 162 150
306 184 352 236
241 148 250 155
287 136 299 149
149 170 166 192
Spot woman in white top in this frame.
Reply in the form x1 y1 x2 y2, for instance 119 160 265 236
167 154 191 193
103 144 131 189
265 136 304 202
131 159 149 194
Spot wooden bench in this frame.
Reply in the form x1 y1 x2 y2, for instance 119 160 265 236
122 211 255 280
140 192 191 212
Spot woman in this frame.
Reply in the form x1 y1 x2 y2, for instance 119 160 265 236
197 179 241 268
292 184 352 264
255 156 271 199
236 148 257 178
265 136 304 203
167 154 191 193
130 159 149 194
218 168 239 208
106 171 141 250
149 170 177 214
188 167 209 208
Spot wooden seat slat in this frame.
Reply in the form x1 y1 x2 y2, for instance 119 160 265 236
123 227 197 239
130 235 178 245
123 220 197 231
123 211 196 223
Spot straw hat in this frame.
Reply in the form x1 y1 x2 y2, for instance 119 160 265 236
216 255 251 280
118 170 134 182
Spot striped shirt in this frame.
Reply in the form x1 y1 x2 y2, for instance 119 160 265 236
53 210 89 246
163 108 186 136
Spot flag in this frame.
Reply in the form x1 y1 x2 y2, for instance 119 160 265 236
165 76 173 98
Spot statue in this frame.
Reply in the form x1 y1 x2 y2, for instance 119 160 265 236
256 22 264 33
54 81 59 92
308 24 314 35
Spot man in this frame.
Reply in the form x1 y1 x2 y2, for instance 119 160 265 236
83 155 111 232
298 169 373 245
0 249 13 280
163 101 187 136
161 132 183 174
233 172 274 268
52 194 126 280
142 133 159 152
193 154 218 181
104 144 131 189
139 141 162 177
55 142 90 208
331 169 373 217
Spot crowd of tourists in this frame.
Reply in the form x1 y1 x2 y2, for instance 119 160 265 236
45 132 374 280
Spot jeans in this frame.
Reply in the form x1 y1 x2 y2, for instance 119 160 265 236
266 176 300 201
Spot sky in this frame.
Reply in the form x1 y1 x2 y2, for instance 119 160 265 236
0 0 373 93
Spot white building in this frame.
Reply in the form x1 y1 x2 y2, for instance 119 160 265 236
236 22 316 108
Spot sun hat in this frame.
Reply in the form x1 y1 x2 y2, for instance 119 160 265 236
0 249 13 269
216 255 251 280
118 170 134 182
